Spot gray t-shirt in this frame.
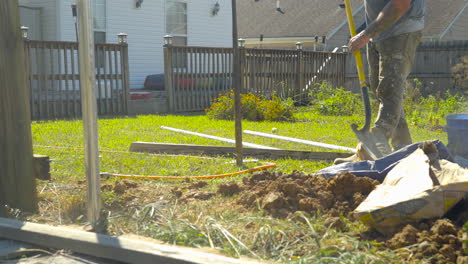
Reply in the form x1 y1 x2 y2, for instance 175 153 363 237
365 0 425 41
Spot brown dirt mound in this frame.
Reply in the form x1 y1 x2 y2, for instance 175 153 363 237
235 170 467 263
101 180 139 195
236 170 379 218
189 181 208 189
386 219 466 263
217 182 241 196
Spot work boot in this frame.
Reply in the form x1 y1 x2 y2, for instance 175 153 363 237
390 117 413 152
334 143 374 165
370 127 392 157
334 154 359 165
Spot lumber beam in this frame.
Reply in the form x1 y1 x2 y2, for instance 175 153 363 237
77 0 101 227
130 142 350 161
0 0 37 212
0 217 262 264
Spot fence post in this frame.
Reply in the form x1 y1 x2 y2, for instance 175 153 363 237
238 38 246 93
0 0 37 215
118 33 130 114
77 0 102 229
163 35 174 113
22 28 34 119
295 42 304 102
232 0 244 168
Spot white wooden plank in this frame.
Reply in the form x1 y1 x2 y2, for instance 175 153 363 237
0 217 265 264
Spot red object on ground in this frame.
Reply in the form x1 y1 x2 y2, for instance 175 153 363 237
130 92 151 100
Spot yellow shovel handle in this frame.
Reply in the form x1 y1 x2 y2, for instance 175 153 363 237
344 0 367 88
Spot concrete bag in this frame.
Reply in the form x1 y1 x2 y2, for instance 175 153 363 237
354 142 468 235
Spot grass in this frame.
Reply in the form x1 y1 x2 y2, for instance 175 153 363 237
29 109 449 263
32 110 447 179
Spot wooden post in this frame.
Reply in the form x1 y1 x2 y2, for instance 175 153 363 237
296 44 304 102
231 0 243 167
76 0 101 228
0 0 37 214
163 39 175 113
239 45 246 95
121 42 130 114
33 154 51 181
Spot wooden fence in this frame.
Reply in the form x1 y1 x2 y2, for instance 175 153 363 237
163 46 347 112
345 40 468 95
242 49 346 102
24 40 130 120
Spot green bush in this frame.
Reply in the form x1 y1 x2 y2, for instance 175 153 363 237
258 96 295 122
308 81 362 116
404 79 464 128
451 55 468 92
206 91 295 122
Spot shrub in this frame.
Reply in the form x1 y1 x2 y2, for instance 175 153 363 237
206 92 235 121
205 91 295 122
404 79 464 128
258 96 295 122
451 55 468 91
308 81 362 116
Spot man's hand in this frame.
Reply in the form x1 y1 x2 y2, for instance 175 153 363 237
348 31 372 54
350 0 411 53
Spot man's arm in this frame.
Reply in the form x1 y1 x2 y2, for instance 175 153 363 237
348 0 411 53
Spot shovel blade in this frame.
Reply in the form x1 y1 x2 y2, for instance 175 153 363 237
351 124 390 160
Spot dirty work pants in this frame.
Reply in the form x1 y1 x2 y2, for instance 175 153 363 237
367 31 422 150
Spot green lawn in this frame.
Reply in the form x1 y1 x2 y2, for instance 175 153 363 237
32 110 446 182
29 110 449 263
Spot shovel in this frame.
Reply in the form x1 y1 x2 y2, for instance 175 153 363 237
343 0 388 160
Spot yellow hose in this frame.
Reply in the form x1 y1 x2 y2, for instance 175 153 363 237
106 162 277 180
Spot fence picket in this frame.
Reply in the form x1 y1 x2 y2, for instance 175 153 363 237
24 40 128 120
164 43 468 112
63 45 70 117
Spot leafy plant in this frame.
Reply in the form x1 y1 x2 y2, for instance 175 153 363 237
258 96 295 122
206 91 295 122
451 55 468 93
404 79 464 129
308 81 362 116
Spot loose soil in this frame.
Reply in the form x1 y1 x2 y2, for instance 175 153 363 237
38 171 468 263
236 170 378 219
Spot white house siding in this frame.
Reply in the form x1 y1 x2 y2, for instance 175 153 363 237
20 7 42 40
187 1 233 47
19 0 58 41
441 4 468 40
55 0 232 89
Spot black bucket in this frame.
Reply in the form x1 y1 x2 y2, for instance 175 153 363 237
446 114 468 158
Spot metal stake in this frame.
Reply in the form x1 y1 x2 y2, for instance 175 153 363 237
76 0 101 228
231 0 243 167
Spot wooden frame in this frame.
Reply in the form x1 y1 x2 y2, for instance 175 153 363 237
130 142 351 160
0 217 264 264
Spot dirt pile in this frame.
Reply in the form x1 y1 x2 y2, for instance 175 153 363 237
233 170 467 263
385 219 466 263
101 180 138 194
103 173 467 263
236 170 379 218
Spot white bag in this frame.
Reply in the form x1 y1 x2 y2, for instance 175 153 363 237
354 146 468 235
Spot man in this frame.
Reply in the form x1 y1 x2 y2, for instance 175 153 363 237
336 0 425 164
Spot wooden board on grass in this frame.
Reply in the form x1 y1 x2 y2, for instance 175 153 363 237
130 142 351 161
0 217 264 264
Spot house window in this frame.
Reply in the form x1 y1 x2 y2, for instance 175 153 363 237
166 0 187 68
93 0 106 67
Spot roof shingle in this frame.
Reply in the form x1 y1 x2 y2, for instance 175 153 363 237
237 0 467 39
